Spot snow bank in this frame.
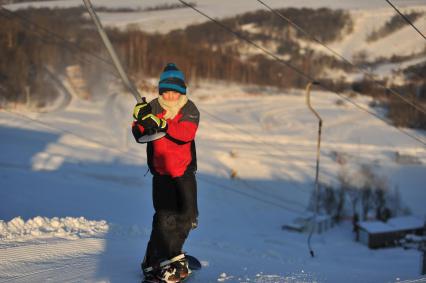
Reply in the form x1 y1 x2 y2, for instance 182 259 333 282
0 216 109 241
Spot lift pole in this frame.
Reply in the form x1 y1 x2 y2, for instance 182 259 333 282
306 81 322 257
82 0 165 143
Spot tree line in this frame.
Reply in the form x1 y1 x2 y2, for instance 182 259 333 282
367 11 424 42
0 6 424 129
311 163 408 227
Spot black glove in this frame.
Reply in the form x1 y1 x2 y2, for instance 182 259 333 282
140 114 168 135
133 102 152 122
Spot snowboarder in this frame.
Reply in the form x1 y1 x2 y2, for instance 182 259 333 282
132 63 200 283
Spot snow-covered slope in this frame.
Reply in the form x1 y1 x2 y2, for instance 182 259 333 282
1 81 425 282
328 7 426 61
1 1 426 282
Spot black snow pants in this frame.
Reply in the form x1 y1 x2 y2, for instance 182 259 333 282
144 171 198 267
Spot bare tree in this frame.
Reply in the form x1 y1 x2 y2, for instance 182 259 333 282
334 169 350 223
372 176 390 221
361 185 373 220
323 184 336 215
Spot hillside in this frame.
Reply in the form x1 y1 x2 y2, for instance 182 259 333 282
1 1 425 130
1 80 426 282
0 1 426 282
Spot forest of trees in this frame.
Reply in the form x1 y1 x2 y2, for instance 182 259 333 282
367 11 424 42
0 7 109 107
0 6 424 129
94 2 197 13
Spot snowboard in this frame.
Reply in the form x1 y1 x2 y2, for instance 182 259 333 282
141 255 201 283
186 255 202 271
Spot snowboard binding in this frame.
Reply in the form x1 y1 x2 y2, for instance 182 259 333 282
142 254 189 283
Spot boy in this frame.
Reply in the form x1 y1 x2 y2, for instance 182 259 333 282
132 63 200 283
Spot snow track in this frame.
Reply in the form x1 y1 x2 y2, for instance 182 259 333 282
0 238 104 283
1 80 425 282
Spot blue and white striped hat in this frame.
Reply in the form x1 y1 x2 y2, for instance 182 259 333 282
158 63 187 95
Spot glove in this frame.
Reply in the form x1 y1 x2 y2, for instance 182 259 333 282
133 102 152 122
140 114 168 135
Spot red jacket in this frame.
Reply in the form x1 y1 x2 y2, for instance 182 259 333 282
132 98 199 178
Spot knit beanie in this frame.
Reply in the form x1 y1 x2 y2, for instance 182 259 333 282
158 63 187 95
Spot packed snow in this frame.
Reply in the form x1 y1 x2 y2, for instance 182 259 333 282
0 216 109 242
1 79 425 282
1 1 426 283
359 216 424 233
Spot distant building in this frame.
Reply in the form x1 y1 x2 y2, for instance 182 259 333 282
358 216 425 249
282 213 333 234
394 151 422 165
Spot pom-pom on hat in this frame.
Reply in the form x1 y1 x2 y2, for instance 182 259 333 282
158 63 187 95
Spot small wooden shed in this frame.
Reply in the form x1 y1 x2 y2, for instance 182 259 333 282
358 216 424 249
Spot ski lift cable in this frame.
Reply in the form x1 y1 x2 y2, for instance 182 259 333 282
2 4 424 147
1 4 308 163
385 0 426 41
200 107 315 167
82 0 164 143
197 106 315 197
0 7 115 69
1 5 314 169
200 107 319 194
256 0 426 114
1 109 140 160
176 0 315 82
177 0 426 147
3 3 423 147
0 108 306 213
199 176 305 213
198 108 313 196
2 3 164 142
0 9 118 78
0 5 312 195
0 6 315 209
237 177 308 206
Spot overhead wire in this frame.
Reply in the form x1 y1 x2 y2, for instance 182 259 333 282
0 4 312 205
385 0 426 41
1 2 423 215
197 106 315 195
200 106 312 165
177 0 426 147
237 177 307 207
1 108 139 160
176 0 426 257
256 0 426 115
3 3 315 194
0 108 304 213
4 2 423 145
198 176 305 213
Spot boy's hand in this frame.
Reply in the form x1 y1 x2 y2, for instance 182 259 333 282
140 114 168 134
133 102 152 121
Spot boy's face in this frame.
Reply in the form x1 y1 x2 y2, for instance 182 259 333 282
162 91 181 101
